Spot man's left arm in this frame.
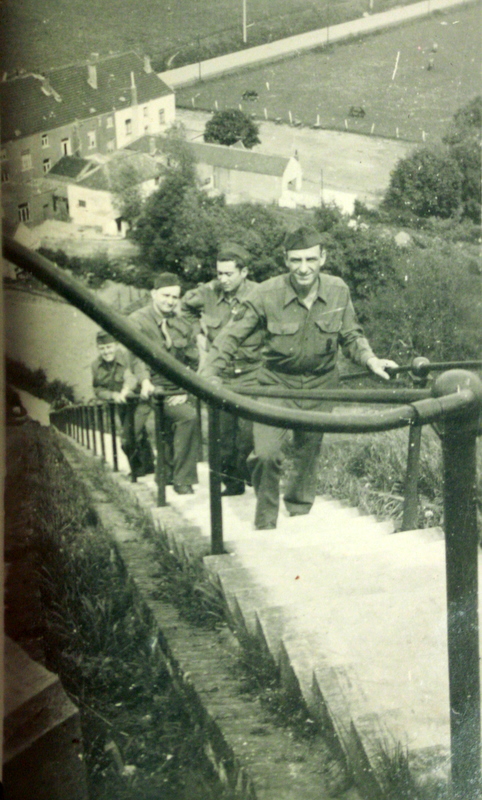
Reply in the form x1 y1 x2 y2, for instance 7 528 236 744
339 294 398 381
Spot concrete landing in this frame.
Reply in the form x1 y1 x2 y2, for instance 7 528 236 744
135 462 482 795
3 637 88 800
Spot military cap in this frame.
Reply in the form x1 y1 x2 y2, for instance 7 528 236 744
283 226 324 252
96 330 115 344
153 272 182 289
217 242 251 267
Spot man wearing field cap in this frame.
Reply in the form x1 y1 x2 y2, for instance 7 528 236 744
182 242 263 495
128 272 200 493
201 225 397 529
91 330 154 478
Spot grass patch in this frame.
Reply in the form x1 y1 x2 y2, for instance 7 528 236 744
177 4 481 142
5 424 229 800
317 427 444 528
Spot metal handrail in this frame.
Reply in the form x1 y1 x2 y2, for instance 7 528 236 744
4 235 482 800
2 239 476 432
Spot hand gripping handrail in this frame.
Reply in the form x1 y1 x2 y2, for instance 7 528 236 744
3 238 478 433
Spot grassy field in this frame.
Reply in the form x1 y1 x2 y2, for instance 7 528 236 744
1 0 415 73
177 4 481 142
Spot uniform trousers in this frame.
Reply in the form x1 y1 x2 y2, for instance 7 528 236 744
246 368 336 529
219 371 257 492
248 418 323 529
130 398 199 486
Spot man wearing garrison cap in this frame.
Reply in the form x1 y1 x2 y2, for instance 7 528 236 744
182 242 264 495
128 272 200 493
91 331 154 478
201 225 398 529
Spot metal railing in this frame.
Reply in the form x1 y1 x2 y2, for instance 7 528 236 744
4 236 481 799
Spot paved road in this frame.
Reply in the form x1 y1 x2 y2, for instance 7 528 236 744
178 108 413 206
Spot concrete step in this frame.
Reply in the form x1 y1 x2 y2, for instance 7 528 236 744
3 637 88 800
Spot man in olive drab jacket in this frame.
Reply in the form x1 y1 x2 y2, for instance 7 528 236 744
128 273 200 493
91 331 155 478
200 226 398 529
182 243 264 495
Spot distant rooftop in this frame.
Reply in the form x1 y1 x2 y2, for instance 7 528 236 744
48 150 160 192
1 52 173 143
187 141 291 176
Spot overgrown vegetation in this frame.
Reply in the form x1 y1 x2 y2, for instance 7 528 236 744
6 356 75 406
4 425 229 800
383 97 481 224
317 428 444 529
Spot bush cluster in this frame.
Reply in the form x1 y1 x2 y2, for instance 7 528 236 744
6 357 75 406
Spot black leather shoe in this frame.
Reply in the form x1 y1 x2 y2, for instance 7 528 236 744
173 484 194 495
221 485 245 496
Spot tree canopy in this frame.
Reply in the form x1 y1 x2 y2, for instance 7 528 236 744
203 109 261 149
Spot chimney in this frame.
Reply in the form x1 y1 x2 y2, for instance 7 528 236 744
130 71 137 106
87 63 97 90
143 55 152 74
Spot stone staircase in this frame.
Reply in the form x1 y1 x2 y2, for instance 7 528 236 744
153 462 482 797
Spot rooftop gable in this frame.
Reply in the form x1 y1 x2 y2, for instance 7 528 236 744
75 151 160 192
187 141 290 176
1 52 173 144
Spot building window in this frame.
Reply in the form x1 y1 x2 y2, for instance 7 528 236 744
21 151 32 171
41 133 49 148
78 199 87 208
42 158 51 174
125 119 132 136
159 109 165 125
18 202 30 222
1 164 9 183
88 131 96 149
61 138 71 156
143 106 149 117
107 116 113 128
144 124 150 133
107 139 115 152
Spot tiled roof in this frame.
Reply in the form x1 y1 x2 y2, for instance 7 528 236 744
1 52 173 143
76 151 160 192
188 142 290 176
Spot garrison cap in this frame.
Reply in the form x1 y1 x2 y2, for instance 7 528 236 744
96 330 115 344
153 272 182 289
283 225 324 252
217 242 251 267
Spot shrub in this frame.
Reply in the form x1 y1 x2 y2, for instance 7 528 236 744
204 109 261 149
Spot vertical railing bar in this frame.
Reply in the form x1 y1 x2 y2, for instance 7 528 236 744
196 396 204 461
79 407 85 446
154 395 167 506
90 405 97 456
442 422 481 800
401 422 422 530
207 406 224 555
98 404 106 461
84 405 91 450
109 402 118 471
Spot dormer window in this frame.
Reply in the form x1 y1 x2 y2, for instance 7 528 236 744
41 133 49 148
125 119 132 136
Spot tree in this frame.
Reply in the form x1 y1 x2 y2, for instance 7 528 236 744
443 96 481 223
204 109 261 149
111 162 143 227
383 147 462 221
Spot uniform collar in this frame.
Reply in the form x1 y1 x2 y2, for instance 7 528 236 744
216 277 249 304
283 273 326 306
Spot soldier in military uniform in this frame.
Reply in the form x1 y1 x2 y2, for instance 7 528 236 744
182 243 264 495
91 330 155 478
129 273 200 493
201 226 398 529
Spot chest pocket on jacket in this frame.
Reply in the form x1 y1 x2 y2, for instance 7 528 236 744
267 320 300 354
315 314 342 354
202 314 223 342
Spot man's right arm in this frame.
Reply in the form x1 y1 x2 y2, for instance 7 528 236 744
199 302 262 379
